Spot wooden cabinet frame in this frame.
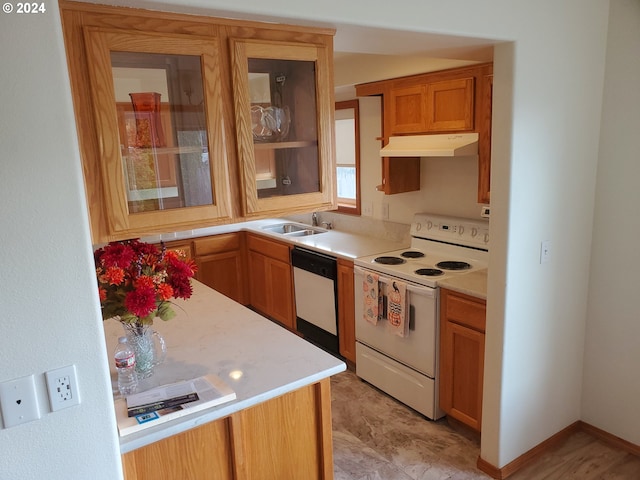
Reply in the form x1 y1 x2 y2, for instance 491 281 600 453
230 38 336 217
60 1 336 243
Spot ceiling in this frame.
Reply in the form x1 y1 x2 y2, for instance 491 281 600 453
331 24 496 99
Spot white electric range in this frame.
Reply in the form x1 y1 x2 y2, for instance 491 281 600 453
353 213 489 419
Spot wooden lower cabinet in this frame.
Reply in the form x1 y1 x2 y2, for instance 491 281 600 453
246 233 295 329
194 233 248 305
439 288 486 432
122 379 334 480
337 259 356 363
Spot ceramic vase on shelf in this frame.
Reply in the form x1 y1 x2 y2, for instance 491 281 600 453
129 92 166 148
123 324 167 379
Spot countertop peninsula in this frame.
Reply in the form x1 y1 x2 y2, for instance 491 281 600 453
103 280 346 454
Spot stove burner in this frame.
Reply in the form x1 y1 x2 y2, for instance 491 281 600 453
436 261 472 271
401 251 425 258
373 256 406 265
415 268 444 277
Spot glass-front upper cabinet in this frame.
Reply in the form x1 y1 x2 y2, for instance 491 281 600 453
83 28 232 236
230 39 336 216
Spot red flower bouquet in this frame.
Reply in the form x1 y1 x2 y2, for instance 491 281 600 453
94 240 197 327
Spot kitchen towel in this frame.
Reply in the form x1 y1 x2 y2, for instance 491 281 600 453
387 280 409 337
363 272 381 325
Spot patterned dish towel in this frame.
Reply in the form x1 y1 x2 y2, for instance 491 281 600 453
387 281 409 337
363 272 381 325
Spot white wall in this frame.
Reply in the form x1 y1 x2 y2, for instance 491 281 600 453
582 0 640 445
0 0 617 476
0 4 122 479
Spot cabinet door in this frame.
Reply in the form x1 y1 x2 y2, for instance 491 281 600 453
196 251 247 305
248 250 270 316
425 77 474 132
477 68 493 204
230 38 336 216
194 234 247 305
83 28 232 237
337 259 356 363
439 288 486 431
389 85 427 134
268 259 295 329
122 417 233 480
439 321 485 431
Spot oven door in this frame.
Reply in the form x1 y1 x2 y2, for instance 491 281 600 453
354 265 438 378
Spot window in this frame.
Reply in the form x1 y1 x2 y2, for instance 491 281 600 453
335 100 361 215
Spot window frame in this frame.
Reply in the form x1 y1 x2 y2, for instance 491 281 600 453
335 99 361 215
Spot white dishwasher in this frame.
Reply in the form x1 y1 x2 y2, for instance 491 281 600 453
291 247 339 356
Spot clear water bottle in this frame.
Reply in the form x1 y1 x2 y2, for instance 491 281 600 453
114 336 138 395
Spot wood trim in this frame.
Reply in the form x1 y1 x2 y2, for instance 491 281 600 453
477 421 582 479
477 420 640 479
60 0 336 36
335 100 361 215
579 421 640 457
316 378 335 479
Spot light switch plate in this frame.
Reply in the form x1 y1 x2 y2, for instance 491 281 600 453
0 374 41 428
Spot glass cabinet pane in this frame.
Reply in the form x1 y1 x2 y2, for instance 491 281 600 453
83 27 231 237
110 52 212 214
246 58 320 199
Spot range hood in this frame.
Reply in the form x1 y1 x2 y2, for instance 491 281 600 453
380 132 479 157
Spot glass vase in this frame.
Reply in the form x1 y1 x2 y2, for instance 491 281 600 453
123 324 167 379
129 92 166 148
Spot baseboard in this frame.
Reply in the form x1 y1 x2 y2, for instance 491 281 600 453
579 421 640 457
476 421 582 479
477 420 640 479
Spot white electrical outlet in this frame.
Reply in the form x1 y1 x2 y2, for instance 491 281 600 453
540 240 552 264
0 374 41 428
46 365 80 412
381 203 389 220
362 201 373 217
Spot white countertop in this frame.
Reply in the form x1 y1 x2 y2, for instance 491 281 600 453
142 218 408 260
103 280 346 453
437 268 488 299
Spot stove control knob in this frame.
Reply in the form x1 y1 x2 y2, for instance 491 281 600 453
471 227 478 238
484 232 490 244
426 221 433 230
458 226 464 235
415 222 422 231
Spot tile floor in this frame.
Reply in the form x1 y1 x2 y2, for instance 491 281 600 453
331 370 488 480
330 370 640 480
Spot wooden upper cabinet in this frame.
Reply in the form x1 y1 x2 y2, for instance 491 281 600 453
60 2 336 243
477 67 493 204
81 27 232 238
389 85 428 134
389 78 474 135
230 37 336 217
425 77 474 132
356 64 492 200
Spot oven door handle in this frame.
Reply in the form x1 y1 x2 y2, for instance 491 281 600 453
354 266 436 298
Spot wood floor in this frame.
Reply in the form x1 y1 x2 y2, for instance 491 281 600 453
330 370 640 479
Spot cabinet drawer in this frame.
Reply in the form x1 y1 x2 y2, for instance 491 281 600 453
194 233 242 256
441 289 486 332
246 234 291 263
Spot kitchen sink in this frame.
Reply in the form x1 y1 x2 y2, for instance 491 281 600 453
260 222 326 236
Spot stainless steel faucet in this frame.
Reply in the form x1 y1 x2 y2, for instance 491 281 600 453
311 212 319 226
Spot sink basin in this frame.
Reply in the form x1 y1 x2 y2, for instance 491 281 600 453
260 223 326 236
